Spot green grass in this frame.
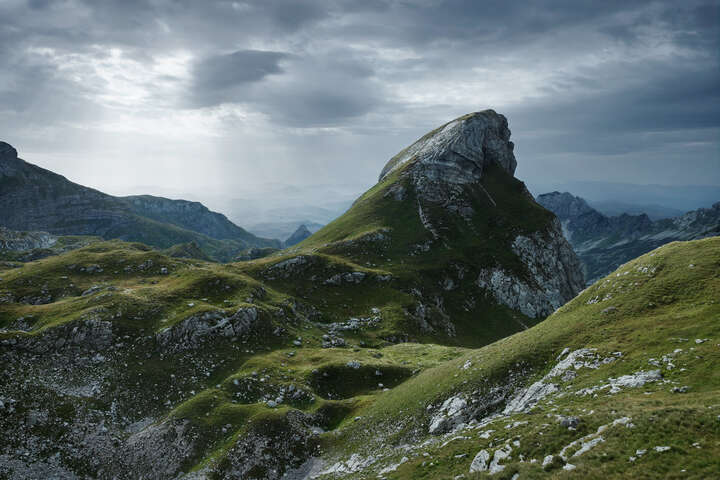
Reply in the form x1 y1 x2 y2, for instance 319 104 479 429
311 237 720 479
2 153 718 479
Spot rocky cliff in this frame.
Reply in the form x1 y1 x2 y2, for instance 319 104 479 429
0 142 279 260
0 227 56 252
537 191 720 283
348 110 583 320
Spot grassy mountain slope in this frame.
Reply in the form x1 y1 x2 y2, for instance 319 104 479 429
308 236 720 479
0 235 716 479
266 160 558 347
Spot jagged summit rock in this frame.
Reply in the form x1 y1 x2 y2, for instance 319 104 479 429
374 111 534 241
284 224 312 247
379 110 517 184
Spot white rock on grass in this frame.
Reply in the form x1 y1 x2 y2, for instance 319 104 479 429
428 394 468 434
488 445 512 474
504 348 611 414
469 450 490 473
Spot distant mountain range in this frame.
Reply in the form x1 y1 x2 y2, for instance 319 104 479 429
537 191 720 283
0 142 279 261
530 180 720 214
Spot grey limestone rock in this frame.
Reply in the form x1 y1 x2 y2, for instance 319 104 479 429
476 220 584 318
156 307 262 352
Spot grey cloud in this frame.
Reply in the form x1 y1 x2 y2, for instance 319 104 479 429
0 0 718 203
191 50 288 107
187 50 387 126
249 53 386 126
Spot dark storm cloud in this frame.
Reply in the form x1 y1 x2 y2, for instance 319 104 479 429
511 61 720 141
187 49 387 125
191 50 288 107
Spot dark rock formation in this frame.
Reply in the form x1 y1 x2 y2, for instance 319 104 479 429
537 191 720 283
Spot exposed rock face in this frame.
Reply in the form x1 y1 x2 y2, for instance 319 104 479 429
284 224 312 247
376 111 584 317
0 227 56 251
3 318 114 354
477 222 584 318
156 307 264 352
0 141 278 260
120 419 198 478
214 410 319 480
537 191 720 283
379 110 517 184
380 111 518 219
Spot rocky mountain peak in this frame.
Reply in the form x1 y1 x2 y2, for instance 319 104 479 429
535 191 595 220
284 224 312 247
378 110 516 185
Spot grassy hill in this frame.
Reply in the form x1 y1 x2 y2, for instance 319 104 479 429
0 235 716 478
309 236 720 479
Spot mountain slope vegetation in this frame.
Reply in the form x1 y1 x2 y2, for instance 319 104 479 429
2 112 715 479
303 236 720 479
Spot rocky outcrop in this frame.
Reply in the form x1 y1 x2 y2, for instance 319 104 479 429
120 419 199 478
156 307 263 352
2 318 114 354
213 410 319 480
477 221 584 318
0 227 56 251
379 110 517 184
537 192 720 283
380 111 518 223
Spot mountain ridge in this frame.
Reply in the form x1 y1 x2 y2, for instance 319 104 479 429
537 191 720 283
0 142 279 261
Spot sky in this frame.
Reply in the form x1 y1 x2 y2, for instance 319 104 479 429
1 0 719 208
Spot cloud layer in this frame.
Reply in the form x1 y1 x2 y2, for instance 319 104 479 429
0 0 717 201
